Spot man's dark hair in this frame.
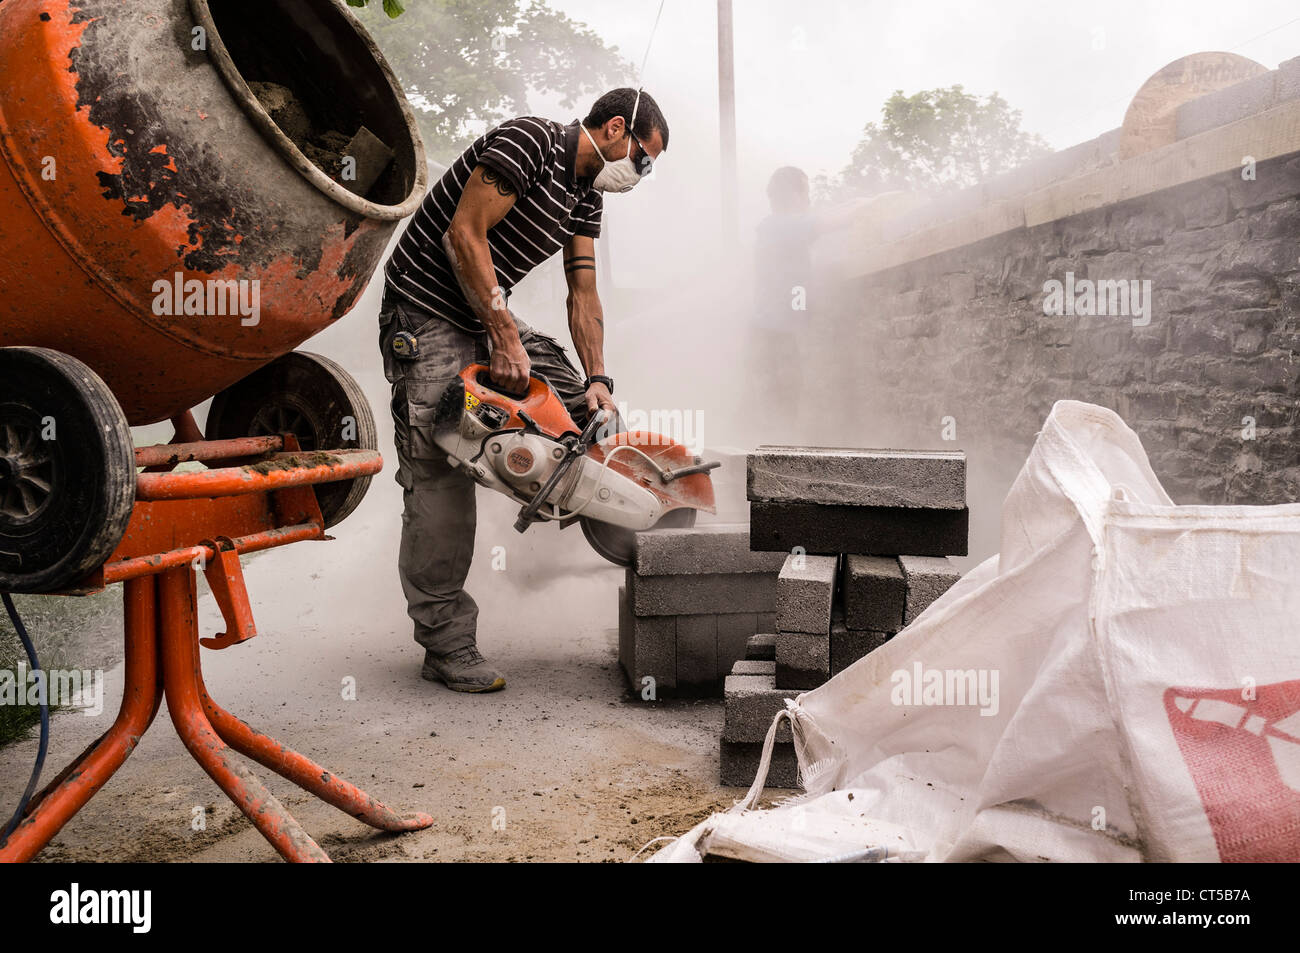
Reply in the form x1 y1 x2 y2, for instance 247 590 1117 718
767 166 809 201
584 88 669 151
767 166 809 213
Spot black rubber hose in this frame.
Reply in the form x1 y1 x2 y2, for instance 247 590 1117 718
1 592 49 840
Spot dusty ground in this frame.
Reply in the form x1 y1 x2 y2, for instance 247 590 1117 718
0 464 763 862
0 278 778 863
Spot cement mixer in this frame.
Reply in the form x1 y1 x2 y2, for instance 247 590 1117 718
0 0 443 863
0 0 427 592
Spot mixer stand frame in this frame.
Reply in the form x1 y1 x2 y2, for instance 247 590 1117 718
0 430 433 863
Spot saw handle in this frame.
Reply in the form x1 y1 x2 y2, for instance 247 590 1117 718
475 368 532 401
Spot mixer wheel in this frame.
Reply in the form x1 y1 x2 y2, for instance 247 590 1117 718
580 507 698 567
0 348 136 593
206 351 377 528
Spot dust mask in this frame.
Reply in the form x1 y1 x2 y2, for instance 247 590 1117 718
583 123 642 194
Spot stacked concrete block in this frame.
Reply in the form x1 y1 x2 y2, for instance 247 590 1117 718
830 614 890 677
899 555 963 624
747 447 969 556
628 572 776 616
719 447 968 787
774 554 837 690
828 555 963 675
618 524 782 697
745 632 776 661
832 558 904 677
718 552 840 789
719 665 800 788
750 502 968 556
842 555 906 632
618 586 674 692
775 554 837 633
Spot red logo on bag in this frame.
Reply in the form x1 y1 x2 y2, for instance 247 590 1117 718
1164 681 1300 862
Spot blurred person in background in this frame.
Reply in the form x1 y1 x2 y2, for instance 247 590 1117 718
750 167 863 443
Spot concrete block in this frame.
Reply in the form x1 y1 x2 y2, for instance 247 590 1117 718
720 740 799 788
842 555 905 633
675 615 718 691
775 631 830 690
731 659 776 676
628 571 777 616
830 621 889 677
900 555 962 624
722 673 797 743
775 554 837 634
618 586 631 682
634 523 786 576
750 502 969 556
747 447 966 509
758 612 776 632
618 587 676 690
716 612 760 679
745 632 776 661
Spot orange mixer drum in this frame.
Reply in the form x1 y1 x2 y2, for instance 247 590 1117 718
0 0 426 425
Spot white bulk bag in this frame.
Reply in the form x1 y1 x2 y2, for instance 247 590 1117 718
653 401 1300 862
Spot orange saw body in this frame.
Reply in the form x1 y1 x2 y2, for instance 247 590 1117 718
433 364 718 564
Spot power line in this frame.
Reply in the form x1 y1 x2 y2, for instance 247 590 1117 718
1037 12 1300 147
1229 14 1300 53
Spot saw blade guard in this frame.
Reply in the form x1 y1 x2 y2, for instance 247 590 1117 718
586 431 718 519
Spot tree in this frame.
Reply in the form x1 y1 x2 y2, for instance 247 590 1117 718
346 0 406 17
831 85 1051 197
347 0 630 162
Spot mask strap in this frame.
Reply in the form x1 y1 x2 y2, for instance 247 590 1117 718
619 88 642 161
580 123 607 170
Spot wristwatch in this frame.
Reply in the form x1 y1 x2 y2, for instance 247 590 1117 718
584 375 615 395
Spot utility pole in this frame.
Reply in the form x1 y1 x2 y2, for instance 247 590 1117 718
717 0 738 242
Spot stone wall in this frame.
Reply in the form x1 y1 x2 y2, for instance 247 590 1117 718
827 151 1300 510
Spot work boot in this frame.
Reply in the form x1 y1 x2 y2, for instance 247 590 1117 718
422 646 506 693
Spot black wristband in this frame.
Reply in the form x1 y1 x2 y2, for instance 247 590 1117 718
584 375 614 395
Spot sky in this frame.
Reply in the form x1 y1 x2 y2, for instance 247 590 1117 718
526 0 1300 286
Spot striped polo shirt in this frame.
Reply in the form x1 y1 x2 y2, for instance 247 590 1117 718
385 117 603 333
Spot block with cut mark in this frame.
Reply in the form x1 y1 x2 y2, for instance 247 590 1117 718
748 446 966 508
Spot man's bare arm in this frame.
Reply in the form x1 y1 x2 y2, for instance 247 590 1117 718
563 234 615 417
442 165 530 391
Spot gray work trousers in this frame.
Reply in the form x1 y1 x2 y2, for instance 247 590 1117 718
378 288 593 656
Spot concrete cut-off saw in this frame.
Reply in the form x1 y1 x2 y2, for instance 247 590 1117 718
433 364 719 565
